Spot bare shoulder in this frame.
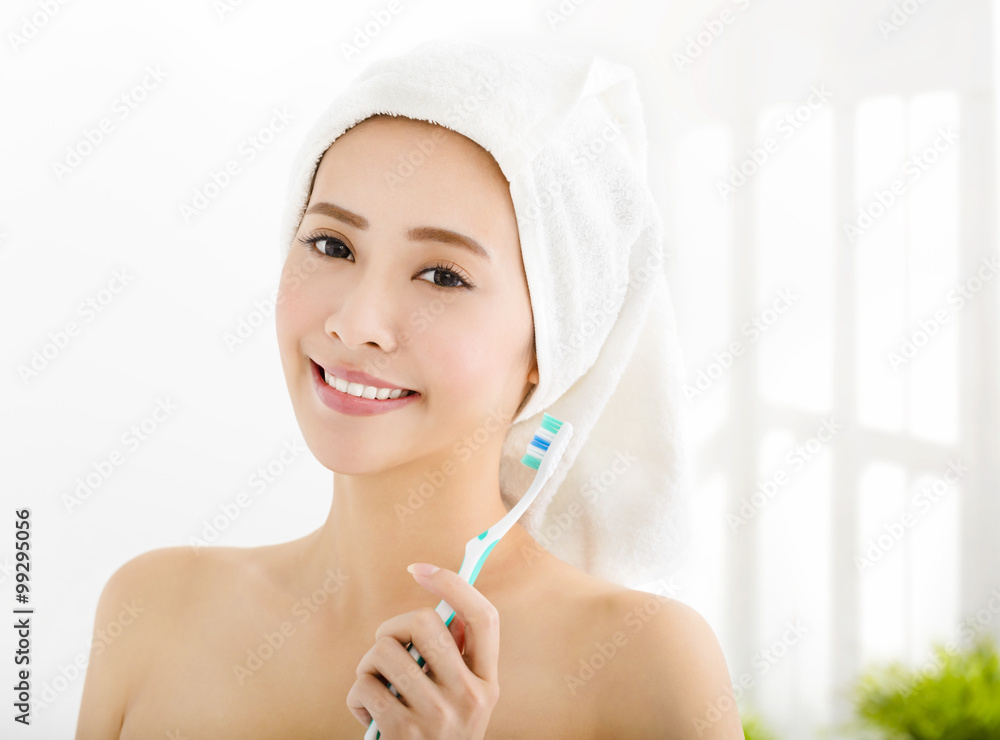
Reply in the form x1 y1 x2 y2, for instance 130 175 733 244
76 547 178 739
81 544 228 663
513 552 743 739
576 583 744 739
93 545 234 622
75 546 245 739
106 545 200 599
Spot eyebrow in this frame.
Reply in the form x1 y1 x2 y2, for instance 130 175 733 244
304 201 492 262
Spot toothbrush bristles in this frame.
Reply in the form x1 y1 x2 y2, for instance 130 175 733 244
520 412 564 470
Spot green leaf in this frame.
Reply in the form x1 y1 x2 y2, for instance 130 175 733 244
845 634 1000 740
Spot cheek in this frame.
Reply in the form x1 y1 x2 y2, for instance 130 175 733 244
419 298 525 401
275 258 316 351
434 340 489 398
275 271 297 340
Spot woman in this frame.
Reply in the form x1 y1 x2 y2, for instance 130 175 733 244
75 37 744 739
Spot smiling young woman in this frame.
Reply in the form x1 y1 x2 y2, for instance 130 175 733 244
74 41 744 740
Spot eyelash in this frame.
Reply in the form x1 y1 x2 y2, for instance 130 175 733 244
297 233 476 291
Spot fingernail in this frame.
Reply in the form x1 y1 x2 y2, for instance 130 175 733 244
407 563 439 577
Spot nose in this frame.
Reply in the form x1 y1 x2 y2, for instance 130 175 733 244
324 267 400 353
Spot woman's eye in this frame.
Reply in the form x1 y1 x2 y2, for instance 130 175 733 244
306 236 352 260
416 267 470 290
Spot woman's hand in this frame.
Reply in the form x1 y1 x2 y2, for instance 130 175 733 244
346 563 501 739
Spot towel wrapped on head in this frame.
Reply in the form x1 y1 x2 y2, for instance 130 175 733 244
279 36 691 588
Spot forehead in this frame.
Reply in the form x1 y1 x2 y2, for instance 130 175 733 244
309 115 522 261
319 114 507 185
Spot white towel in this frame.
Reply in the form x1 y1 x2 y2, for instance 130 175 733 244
278 36 691 587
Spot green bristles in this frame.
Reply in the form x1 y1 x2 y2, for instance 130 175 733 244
520 412 565 470
539 412 563 434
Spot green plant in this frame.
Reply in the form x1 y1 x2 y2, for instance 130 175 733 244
742 710 778 740
846 634 1000 739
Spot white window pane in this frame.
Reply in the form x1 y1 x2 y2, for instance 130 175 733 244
856 97 906 432
675 126 732 437
906 92 960 444
907 466 961 662
858 460 907 664
667 471 730 647
756 99 834 413
756 424 832 734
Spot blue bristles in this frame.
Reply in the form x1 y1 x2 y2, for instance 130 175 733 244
520 412 565 470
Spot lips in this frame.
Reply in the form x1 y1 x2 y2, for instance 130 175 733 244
309 359 421 416
320 366 416 399
312 359 416 393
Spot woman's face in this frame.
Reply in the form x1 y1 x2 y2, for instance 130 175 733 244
276 115 538 474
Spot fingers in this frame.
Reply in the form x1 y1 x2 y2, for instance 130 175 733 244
372 606 468 690
347 563 502 734
355 626 443 716
346 672 394 729
407 563 500 684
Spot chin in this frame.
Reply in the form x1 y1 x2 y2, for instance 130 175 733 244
300 426 398 475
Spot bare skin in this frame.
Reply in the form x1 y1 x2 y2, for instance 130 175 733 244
75 115 744 739
75 537 742 739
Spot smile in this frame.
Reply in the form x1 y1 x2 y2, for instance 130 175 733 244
322 369 417 399
310 360 420 417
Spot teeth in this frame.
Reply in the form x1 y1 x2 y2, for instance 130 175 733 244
323 370 414 400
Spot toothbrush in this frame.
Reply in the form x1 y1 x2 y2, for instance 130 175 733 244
365 412 573 739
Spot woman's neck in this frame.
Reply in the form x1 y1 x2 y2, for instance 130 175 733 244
295 447 534 629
